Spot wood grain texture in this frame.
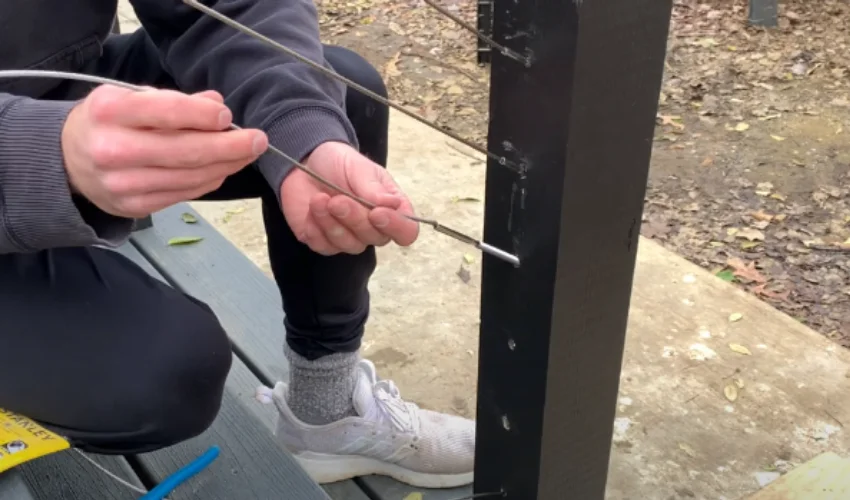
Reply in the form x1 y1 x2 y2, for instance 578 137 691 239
476 1 673 499
0 470 36 500
131 204 466 500
127 220 364 499
17 452 143 500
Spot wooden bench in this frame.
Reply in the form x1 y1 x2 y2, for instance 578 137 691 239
0 203 472 500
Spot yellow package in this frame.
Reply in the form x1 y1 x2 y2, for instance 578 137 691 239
0 408 70 473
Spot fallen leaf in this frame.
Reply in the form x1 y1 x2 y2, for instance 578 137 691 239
456 266 471 284
741 241 761 251
463 253 475 264
383 51 402 78
447 85 464 95
403 494 424 500
729 343 752 355
751 210 773 222
734 122 750 132
451 196 481 203
724 384 739 402
736 227 765 242
728 313 744 323
727 257 767 283
770 135 786 141
755 182 774 196
657 114 685 129
181 212 198 224
222 207 246 223
679 442 697 457
751 283 790 302
716 269 735 282
167 236 203 246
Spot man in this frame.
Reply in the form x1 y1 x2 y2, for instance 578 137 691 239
0 0 474 489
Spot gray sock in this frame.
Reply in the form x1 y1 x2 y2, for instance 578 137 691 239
284 344 360 425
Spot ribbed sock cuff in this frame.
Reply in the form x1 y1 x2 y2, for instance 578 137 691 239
284 344 360 425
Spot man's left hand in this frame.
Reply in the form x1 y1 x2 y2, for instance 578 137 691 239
280 141 420 256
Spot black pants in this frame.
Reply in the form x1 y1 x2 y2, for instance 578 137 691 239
0 30 388 453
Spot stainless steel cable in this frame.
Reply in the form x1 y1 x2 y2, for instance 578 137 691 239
420 0 530 66
0 69 519 266
181 0 521 173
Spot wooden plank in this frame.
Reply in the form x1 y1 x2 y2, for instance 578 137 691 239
125 224 366 500
745 453 850 500
748 0 778 28
17 452 143 500
130 205 448 500
0 470 36 500
114 242 331 500
475 1 672 499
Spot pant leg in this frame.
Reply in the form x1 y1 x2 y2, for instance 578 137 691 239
89 31 391 360
0 248 233 454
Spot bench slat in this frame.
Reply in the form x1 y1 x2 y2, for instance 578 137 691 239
17 452 143 500
129 204 471 500
115 241 330 500
0 470 36 500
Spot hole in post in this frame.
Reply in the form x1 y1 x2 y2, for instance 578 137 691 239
501 415 511 431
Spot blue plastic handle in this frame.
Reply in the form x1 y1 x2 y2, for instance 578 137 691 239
139 446 220 500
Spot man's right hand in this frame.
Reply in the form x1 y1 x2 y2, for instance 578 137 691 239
61 84 268 218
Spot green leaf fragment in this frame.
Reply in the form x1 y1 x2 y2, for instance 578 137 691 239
167 236 204 246
716 269 735 282
181 212 198 224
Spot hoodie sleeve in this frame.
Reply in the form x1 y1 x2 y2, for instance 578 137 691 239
128 0 360 203
0 94 133 254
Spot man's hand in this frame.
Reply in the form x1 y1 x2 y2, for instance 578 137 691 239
62 84 268 218
281 141 419 256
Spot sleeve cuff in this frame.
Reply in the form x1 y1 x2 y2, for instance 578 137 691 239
256 105 359 204
0 97 133 253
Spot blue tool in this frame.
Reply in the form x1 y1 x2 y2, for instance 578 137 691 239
139 446 220 500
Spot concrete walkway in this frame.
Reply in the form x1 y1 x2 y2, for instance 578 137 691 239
115 5 850 498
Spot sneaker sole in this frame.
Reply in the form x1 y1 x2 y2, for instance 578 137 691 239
293 451 474 489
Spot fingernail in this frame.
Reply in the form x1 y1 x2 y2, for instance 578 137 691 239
331 205 349 218
373 213 390 228
252 134 268 155
218 108 232 128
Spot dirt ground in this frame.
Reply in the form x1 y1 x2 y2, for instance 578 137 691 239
120 0 850 417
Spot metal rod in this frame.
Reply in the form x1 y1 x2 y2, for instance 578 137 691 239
421 0 530 67
182 0 519 171
0 69 520 265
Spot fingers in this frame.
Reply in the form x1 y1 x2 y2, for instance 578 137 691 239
114 177 226 219
326 196 392 247
369 205 419 247
192 90 225 103
308 194 368 254
91 127 267 170
89 86 232 131
101 160 247 197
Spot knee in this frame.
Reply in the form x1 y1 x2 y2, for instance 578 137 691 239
134 302 233 449
326 46 388 99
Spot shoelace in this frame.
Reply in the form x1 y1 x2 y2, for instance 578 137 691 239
371 379 419 434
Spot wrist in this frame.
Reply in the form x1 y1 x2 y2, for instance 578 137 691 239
61 103 85 195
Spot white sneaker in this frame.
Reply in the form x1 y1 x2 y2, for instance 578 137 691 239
256 359 475 488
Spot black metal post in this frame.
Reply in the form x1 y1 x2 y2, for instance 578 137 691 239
748 0 778 28
476 0 493 65
474 1 673 499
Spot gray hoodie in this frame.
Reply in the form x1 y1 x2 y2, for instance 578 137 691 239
0 0 358 253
